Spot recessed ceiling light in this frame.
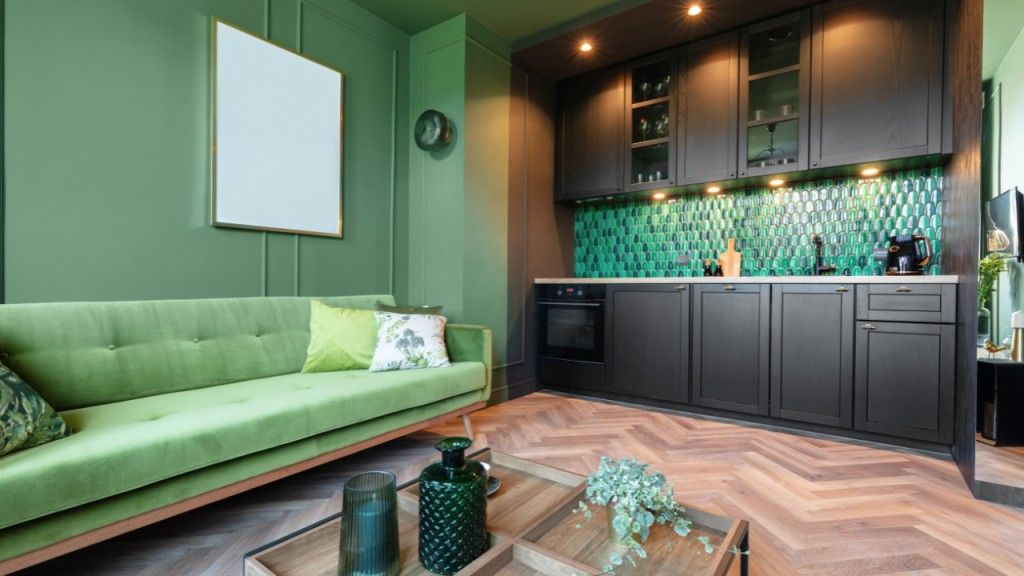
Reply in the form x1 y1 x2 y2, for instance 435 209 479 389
769 178 786 188
687 4 702 16
707 186 722 194
653 192 667 200
861 167 881 177
579 41 593 53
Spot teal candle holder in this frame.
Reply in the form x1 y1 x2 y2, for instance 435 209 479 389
338 471 400 576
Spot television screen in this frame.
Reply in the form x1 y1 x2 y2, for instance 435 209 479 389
987 187 1024 261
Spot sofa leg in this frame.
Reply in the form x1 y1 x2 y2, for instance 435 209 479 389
462 413 474 439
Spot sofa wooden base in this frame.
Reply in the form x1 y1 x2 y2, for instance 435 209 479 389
0 402 485 575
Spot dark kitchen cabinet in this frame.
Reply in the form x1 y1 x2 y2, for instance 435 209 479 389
606 280 688 399
558 66 625 200
607 284 689 403
854 321 955 443
809 0 945 167
626 51 677 192
692 284 770 415
771 284 854 428
738 10 811 178
677 32 739 186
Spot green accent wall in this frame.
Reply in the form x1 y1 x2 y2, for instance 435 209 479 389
3 0 409 303
407 15 513 385
984 20 1024 344
575 170 944 278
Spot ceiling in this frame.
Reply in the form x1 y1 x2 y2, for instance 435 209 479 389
349 0 647 47
984 0 1024 79
512 0 817 80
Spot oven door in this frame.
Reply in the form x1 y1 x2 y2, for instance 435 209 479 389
537 301 604 363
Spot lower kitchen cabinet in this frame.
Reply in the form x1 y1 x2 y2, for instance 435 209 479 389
607 284 689 403
770 284 854 427
692 284 770 415
854 321 955 443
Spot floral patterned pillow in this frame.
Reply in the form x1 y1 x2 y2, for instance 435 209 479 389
369 312 451 372
1 362 72 456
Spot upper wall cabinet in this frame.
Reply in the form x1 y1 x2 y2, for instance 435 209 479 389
558 66 626 200
738 11 811 178
809 0 945 167
677 32 739 186
625 51 677 192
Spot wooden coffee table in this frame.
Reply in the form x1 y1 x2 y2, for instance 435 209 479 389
243 449 749 575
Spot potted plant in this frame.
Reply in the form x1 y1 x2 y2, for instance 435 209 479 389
573 457 740 572
979 254 1007 346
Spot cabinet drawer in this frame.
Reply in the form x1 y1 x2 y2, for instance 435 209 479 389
539 358 605 393
855 284 955 323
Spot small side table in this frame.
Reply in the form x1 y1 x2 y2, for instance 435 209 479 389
977 359 1024 445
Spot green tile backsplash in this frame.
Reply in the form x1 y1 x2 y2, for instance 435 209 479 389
574 169 943 278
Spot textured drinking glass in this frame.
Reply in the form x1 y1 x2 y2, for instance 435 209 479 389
338 471 400 576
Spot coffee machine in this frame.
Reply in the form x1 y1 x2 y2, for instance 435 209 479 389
874 234 933 275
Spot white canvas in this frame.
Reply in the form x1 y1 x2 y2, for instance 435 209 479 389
213 20 343 236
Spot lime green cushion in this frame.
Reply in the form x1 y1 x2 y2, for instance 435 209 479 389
302 301 379 372
0 295 393 410
0 362 485 530
0 389 487 563
0 363 71 456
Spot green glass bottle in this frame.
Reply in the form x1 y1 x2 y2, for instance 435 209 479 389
418 437 488 575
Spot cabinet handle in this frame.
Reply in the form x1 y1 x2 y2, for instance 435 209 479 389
835 286 849 292
896 286 911 293
723 285 736 291
674 285 687 291
862 323 877 330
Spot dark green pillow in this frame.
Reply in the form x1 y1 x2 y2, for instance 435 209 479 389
1 362 71 456
376 301 444 315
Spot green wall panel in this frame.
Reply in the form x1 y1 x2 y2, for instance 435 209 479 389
575 170 944 278
3 0 408 303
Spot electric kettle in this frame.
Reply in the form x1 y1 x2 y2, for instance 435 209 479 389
881 234 932 275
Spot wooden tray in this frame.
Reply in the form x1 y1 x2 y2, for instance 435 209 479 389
243 450 748 576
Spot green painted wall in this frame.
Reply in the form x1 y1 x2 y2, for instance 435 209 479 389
984 21 1024 343
407 15 515 393
3 0 409 303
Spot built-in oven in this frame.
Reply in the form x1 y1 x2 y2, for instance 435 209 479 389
536 284 606 392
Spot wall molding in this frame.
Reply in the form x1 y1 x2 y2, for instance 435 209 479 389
256 0 400 298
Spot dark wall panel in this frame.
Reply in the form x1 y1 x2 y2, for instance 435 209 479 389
505 63 574 397
944 0 982 486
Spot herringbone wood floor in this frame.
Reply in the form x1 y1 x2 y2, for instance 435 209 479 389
17 393 1024 575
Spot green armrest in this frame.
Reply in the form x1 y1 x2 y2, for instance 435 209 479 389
445 324 492 395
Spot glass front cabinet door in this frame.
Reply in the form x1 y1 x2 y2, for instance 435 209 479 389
625 51 677 192
738 10 811 178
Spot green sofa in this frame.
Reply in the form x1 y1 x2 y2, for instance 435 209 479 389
0 295 491 571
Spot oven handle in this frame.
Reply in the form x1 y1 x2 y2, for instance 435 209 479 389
536 300 604 307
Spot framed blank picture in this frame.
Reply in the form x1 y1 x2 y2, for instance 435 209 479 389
211 19 344 237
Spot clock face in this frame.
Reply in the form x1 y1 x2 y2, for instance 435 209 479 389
415 110 451 151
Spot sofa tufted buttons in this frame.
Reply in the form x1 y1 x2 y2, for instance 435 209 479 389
254 332 261 338
107 344 116 351
192 337 200 344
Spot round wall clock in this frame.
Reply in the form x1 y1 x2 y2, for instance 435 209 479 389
415 109 453 151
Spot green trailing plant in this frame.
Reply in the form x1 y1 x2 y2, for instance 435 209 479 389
573 457 744 572
979 254 1008 309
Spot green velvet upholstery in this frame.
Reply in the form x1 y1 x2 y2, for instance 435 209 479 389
0 296 491 565
0 295 393 411
0 391 484 563
0 363 485 530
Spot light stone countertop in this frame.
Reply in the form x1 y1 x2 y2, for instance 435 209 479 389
535 275 959 285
